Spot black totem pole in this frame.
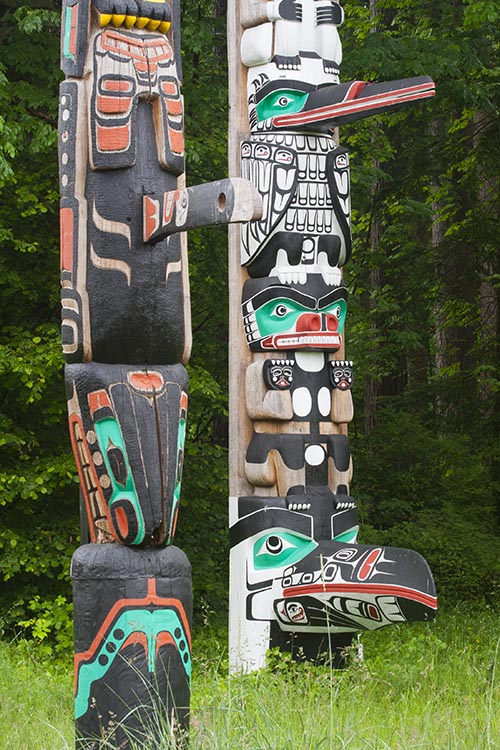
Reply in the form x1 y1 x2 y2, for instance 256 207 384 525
59 1 259 745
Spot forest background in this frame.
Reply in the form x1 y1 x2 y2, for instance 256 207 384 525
0 0 499 656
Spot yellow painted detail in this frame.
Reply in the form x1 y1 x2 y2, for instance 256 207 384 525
158 20 171 33
136 16 149 28
111 14 126 27
146 19 161 30
124 15 137 28
99 13 112 27
145 0 167 3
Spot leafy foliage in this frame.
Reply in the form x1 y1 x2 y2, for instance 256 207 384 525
0 0 499 657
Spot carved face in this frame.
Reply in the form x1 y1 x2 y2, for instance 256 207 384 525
329 360 354 390
242 277 347 352
263 359 295 390
231 504 437 641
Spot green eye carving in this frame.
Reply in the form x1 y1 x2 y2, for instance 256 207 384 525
256 89 308 122
255 297 306 335
272 304 292 318
253 531 317 570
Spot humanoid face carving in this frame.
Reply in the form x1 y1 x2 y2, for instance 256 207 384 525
242 277 347 352
263 359 295 390
329 360 354 390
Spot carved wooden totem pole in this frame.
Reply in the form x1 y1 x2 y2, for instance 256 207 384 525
58 1 259 746
228 0 438 671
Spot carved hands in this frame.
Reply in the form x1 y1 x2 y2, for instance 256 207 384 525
268 0 302 22
92 0 172 32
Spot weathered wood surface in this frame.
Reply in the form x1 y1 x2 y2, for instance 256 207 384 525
59 0 260 745
228 0 437 673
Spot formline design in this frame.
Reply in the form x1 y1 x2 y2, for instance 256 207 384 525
59 1 260 746
227 0 438 672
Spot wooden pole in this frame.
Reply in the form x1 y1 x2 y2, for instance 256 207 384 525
59 1 260 745
227 0 438 673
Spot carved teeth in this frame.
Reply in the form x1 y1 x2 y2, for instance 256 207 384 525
321 264 342 286
99 13 171 33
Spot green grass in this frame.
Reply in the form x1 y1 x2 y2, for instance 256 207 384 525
1 606 498 750
0 638 73 750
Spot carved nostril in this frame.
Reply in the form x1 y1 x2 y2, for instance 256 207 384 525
296 313 321 332
326 315 338 331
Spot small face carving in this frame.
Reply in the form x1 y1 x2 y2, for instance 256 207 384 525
263 359 295 390
329 360 353 390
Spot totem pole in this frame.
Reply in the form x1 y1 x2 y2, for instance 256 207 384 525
58 1 259 746
228 0 438 672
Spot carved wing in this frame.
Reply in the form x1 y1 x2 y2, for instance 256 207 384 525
325 146 352 266
241 139 298 266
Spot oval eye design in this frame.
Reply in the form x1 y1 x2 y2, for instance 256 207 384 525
274 304 289 318
334 306 341 318
255 89 308 122
256 534 293 559
253 531 318 570
265 535 283 554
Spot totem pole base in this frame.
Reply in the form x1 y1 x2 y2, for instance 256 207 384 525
72 544 192 750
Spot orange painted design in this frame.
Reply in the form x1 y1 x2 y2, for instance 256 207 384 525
161 80 177 96
170 506 179 539
128 371 164 392
357 548 382 581
60 207 74 271
69 5 78 57
74 582 191 679
96 95 132 114
67 414 113 544
144 35 173 62
101 30 149 62
113 506 130 539
155 632 176 656
180 391 188 411
168 128 184 155
134 60 149 74
144 195 160 241
122 631 149 650
96 123 131 152
165 98 183 116
88 389 112 415
102 79 133 93
100 30 173 64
